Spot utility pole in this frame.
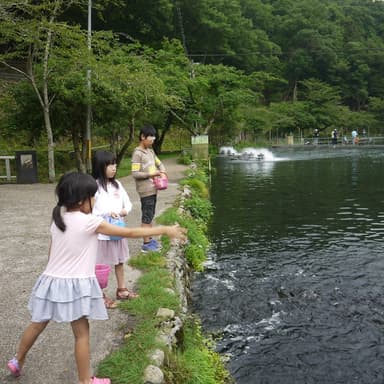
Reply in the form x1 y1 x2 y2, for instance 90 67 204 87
85 0 92 173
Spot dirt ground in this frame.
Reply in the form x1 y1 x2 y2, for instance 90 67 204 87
0 157 188 384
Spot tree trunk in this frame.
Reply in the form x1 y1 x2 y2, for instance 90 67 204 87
43 106 56 182
72 125 86 173
153 112 173 154
116 118 136 166
43 19 56 182
292 80 297 102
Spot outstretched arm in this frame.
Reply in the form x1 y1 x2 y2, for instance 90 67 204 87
96 221 187 242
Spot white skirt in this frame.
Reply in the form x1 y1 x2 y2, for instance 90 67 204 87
28 274 108 323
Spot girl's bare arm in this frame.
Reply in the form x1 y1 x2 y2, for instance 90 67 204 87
96 221 187 241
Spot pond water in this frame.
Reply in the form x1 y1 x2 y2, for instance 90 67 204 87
191 147 384 384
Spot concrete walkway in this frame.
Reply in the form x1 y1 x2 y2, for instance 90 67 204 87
0 157 188 384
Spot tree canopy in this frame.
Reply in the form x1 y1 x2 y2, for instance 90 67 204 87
2 0 384 175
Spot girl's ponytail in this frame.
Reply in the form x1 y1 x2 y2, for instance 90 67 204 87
52 204 66 232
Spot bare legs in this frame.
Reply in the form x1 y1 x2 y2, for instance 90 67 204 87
71 317 91 384
14 321 49 369
12 318 93 384
115 262 125 289
103 262 132 306
115 262 138 299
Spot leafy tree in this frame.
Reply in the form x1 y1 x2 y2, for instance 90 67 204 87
0 0 89 181
174 0 281 73
44 39 174 167
3 0 384 159
91 0 175 47
183 63 256 139
240 105 273 141
248 71 287 105
0 80 43 146
367 97 384 135
148 40 261 148
299 78 348 136
269 0 343 99
91 44 173 164
147 39 191 153
334 41 370 111
268 101 314 140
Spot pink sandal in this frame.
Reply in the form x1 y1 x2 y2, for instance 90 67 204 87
91 377 111 384
7 357 21 377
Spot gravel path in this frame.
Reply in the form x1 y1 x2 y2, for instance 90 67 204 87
0 157 188 384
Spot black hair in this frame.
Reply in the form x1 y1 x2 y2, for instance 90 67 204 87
139 124 156 140
52 172 98 232
91 150 118 191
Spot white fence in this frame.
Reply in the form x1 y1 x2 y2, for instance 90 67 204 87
0 156 16 182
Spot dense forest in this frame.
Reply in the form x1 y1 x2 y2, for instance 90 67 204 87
1 0 384 178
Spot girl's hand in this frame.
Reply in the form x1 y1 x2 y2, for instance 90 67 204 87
165 225 188 242
149 170 161 178
119 209 127 217
110 211 120 219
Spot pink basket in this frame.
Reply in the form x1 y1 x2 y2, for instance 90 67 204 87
154 176 168 190
95 264 111 289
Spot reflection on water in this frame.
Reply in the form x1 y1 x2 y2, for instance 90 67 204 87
192 148 384 384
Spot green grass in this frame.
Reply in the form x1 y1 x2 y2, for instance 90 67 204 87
164 318 233 384
97 318 160 384
116 157 131 178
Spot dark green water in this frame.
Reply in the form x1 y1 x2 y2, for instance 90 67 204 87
192 147 384 384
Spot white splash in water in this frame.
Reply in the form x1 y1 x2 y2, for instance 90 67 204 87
206 274 235 290
255 311 285 331
219 146 239 156
219 146 277 161
240 147 275 161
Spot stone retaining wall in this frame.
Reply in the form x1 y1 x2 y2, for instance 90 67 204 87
143 186 193 384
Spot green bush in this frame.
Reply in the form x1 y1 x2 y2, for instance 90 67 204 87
157 204 210 272
183 196 213 223
164 317 233 384
181 177 209 198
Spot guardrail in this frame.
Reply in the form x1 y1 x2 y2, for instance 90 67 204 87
0 156 16 182
281 136 384 146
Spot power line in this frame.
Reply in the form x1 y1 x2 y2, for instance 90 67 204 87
186 46 384 59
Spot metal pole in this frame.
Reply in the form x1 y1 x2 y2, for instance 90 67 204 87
85 0 92 172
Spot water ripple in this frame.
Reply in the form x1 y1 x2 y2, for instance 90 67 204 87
194 150 384 384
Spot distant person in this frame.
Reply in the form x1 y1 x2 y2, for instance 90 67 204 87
92 150 138 309
313 129 319 145
131 125 167 253
6 172 186 383
352 129 358 145
331 129 338 145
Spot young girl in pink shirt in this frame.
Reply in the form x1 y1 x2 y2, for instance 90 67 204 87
7 172 186 384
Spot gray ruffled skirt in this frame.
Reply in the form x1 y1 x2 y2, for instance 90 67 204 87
28 274 108 323
97 238 129 265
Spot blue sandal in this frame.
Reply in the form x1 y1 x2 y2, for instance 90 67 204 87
7 357 21 377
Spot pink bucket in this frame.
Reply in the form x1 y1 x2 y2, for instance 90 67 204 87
95 264 111 289
154 176 168 190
